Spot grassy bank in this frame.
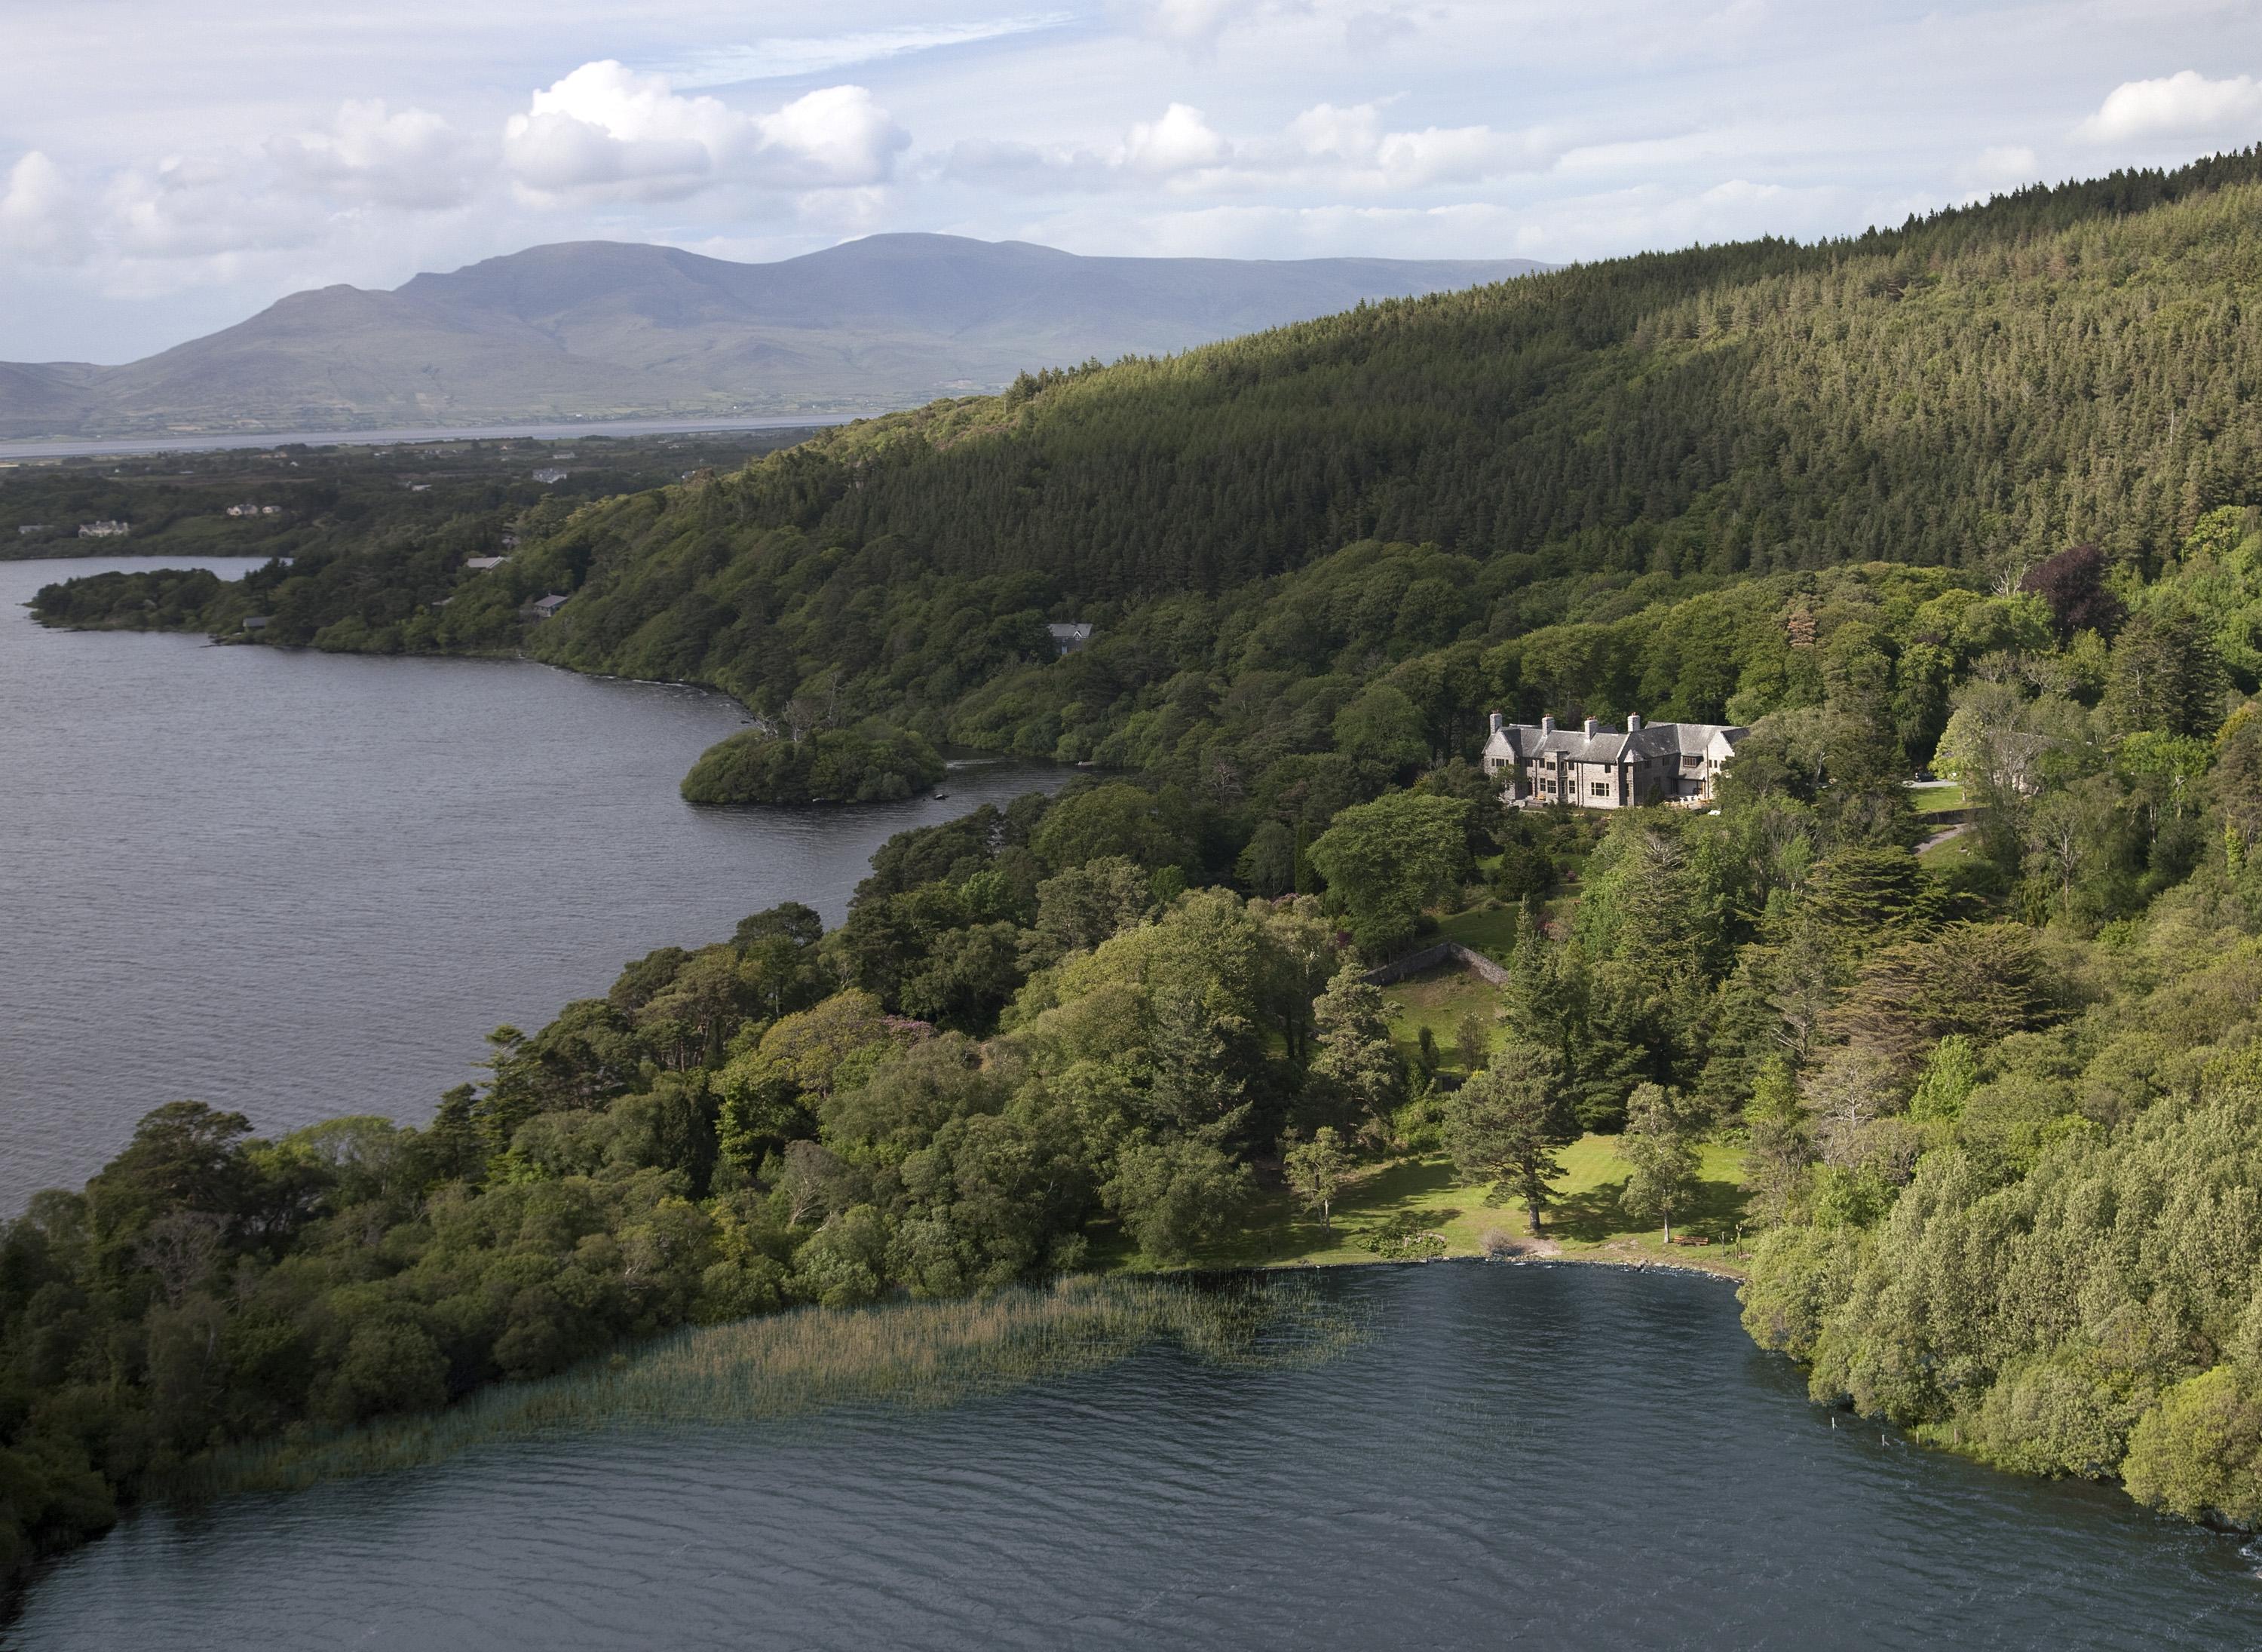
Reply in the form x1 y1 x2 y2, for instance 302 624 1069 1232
1199 1136 1753 1279
1265 948 1753 1280
1379 967 1506 1069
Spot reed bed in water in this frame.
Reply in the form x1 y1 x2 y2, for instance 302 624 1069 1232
182 1273 1361 1497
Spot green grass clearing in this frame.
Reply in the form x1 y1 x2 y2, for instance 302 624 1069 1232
1436 902 1523 961
1919 826 1980 869
1911 780 1966 814
1196 1134 1753 1276
1377 964 1504 1071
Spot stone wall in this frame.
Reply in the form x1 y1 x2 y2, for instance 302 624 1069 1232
1359 940 1512 988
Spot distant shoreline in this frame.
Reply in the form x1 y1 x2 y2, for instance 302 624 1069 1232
0 413 861 463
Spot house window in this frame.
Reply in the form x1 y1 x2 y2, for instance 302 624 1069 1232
1591 782 1609 797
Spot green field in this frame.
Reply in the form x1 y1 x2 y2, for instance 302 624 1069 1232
1199 954 1755 1277
1377 964 1503 1071
1436 902 1523 961
1197 1136 1752 1276
1910 780 1966 814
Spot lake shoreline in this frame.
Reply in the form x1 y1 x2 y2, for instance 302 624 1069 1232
15 1262 2254 1648
1252 1248 1748 1284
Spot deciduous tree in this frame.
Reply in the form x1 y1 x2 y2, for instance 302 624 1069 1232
1283 1126 1353 1232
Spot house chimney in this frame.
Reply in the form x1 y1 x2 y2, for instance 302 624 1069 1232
1627 713 1644 732
1488 710 1504 737
1582 717 1598 737
1540 715 1555 734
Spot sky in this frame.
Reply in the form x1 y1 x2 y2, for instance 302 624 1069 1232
2 0 2258 363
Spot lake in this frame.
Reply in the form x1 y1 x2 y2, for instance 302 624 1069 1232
0 556 1059 1208
9 559 2262 1651
9 1262 2260 1649
0 415 857 462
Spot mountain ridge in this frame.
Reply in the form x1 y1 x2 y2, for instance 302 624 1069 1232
0 234 1548 440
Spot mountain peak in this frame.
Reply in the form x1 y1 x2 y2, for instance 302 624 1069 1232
0 235 1549 440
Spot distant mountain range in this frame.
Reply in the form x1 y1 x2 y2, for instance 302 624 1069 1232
0 235 1547 439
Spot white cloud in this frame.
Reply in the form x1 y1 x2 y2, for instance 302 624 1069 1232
502 63 908 203
1953 144 2040 201
1286 102 1383 162
1375 124 1556 187
268 100 473 210
1125 0 1274 50
656 16 1077 87
1275 101 1561 187
107 153 323 259
2076 70 2262 143
955 98 1556 195
504 62 744 201
0 152 91 264
1343 9 1418 54
755 85 914 187
0 121 479 285
1125 104 1231 173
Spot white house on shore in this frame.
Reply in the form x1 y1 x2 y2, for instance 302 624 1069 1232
1481 712 1747 809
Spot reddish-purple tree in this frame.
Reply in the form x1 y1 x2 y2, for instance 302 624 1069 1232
2021 543 2124 639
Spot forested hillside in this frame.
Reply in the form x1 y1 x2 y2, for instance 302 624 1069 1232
20 150 2262 1575
40 150 2262 790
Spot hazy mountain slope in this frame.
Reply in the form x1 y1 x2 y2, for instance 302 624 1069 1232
0 362 100 433
83 149 2262 753
0 236 1546 437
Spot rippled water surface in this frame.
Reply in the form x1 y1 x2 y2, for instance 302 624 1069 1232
0 557 1058 1206
11 1264 2261 1650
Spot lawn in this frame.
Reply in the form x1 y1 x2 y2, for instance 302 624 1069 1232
1436 902 1522 961
1180 925 1755 1282
1909 780 1966 814
1435 892 1578 961
1376 964 1503 1070
1918 826 1981 869
1195 1135 1754 1277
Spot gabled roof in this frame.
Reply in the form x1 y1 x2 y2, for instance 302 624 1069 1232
1486 717 1748 766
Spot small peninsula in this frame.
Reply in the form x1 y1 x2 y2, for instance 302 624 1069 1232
680 722 945 805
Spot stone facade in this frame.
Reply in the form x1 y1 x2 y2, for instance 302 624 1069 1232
1480 712 1746 809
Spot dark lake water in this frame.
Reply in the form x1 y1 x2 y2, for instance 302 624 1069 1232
10 1263 2260 1650
0 556 1058 1207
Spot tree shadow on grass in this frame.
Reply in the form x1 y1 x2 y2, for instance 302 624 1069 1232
1546 1182 1632 1243
1547 1174 1753 1246
1204 1155 1468 1266
1678 1175 1754 1243
1344 1206 1466 1240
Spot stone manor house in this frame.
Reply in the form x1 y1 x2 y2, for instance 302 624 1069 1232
1481 712 1747 809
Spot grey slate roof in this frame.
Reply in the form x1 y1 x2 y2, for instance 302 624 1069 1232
1488 718 1747 767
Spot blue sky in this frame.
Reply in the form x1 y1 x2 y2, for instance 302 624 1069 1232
2 0 2257 361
